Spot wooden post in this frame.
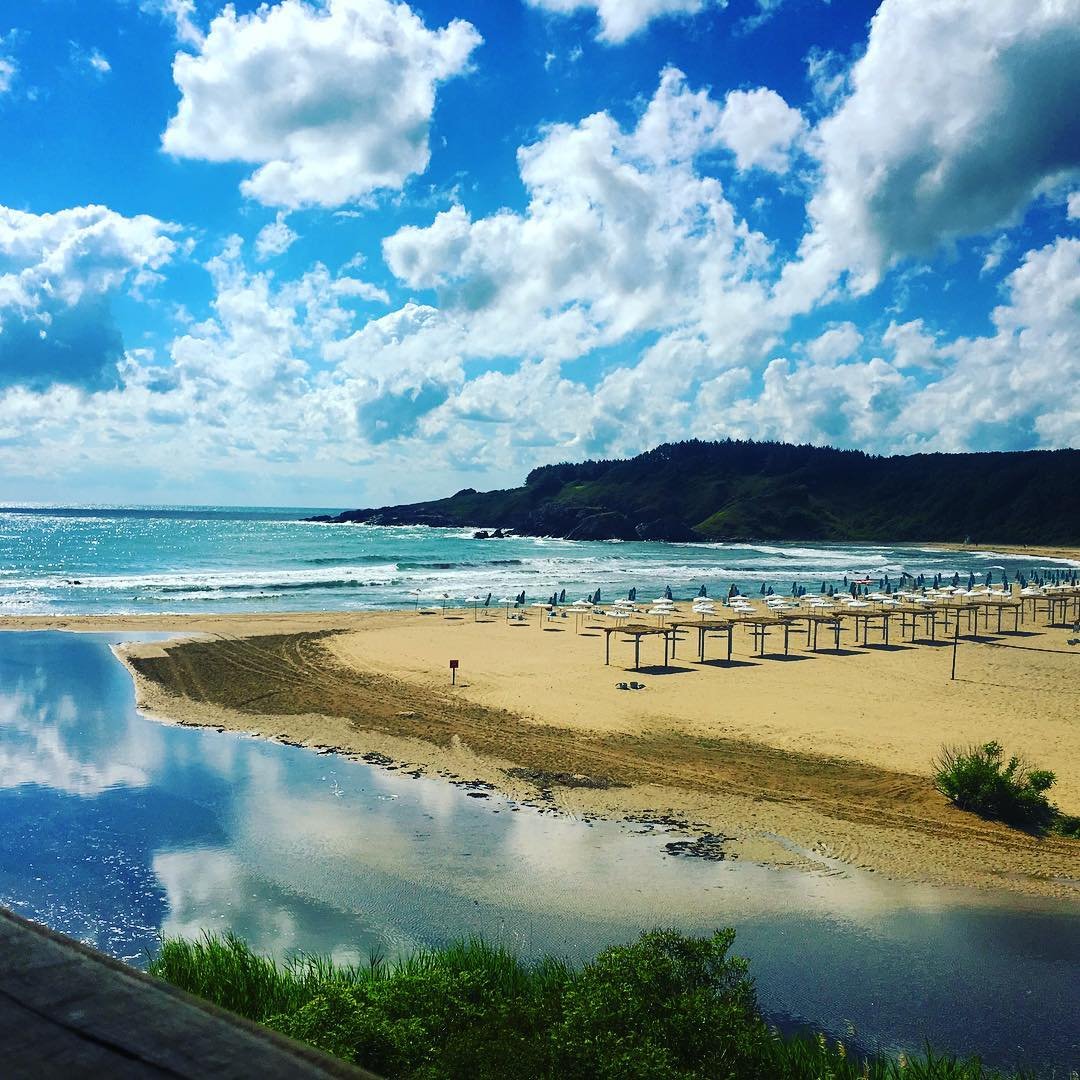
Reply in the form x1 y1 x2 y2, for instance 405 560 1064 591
950 618 959 680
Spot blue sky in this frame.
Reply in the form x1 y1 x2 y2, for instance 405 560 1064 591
0 0 1078 507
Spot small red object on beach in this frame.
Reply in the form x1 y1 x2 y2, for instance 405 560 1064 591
449 659 459 685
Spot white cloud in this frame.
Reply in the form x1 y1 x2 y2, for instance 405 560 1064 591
805 322 861 365
162 0 482 209
526 0 725 44
1068 191 1080 220
0 204 179 311
384 68 778 366
71 43 112 76
0 31 17 94
881 318 940 370
139 0 204 47
980 234 1010 276
255 212 298 261
894 235 1080 450
717 87 805 174
0 204 179 390
777 0 1080 314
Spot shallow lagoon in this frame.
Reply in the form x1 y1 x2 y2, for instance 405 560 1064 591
0 631 1077 1073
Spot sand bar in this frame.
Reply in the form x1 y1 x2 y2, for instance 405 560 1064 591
3 602 1079 901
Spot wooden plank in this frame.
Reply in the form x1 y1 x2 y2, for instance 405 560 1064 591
0 908 376 1079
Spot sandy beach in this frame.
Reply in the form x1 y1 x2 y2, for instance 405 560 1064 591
5 595 1079 902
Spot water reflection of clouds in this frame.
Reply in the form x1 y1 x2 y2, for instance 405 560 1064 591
155 848 299 949
0 683 151 795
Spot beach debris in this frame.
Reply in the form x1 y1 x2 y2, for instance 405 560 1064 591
361 751 395 767
505 767 625 790
664 833 732 861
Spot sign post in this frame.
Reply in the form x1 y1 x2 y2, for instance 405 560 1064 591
449 659 459 686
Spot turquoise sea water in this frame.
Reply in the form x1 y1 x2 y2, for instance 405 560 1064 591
2 505 1076 615
1 632 1077 1073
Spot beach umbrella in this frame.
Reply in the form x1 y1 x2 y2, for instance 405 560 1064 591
441 591 451 614
843 575 848 586
629 587 637 602
967 572 975 590
767 586 774 596
820 581 826 593
410 588 422 610
466 595 485 620
760 582 767 595
698 585 707 597
517 590 526 604
559 588 566 603
485 592 492 607
593 588 601 604
531 600 552 629
499 596 514 619
664 585 673 600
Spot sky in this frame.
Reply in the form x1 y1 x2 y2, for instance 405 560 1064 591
0 0 1078 508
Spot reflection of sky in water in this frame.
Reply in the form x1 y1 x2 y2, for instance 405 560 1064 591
0 632 1077 1072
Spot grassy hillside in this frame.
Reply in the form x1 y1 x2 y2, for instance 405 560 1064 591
310 440 1080 544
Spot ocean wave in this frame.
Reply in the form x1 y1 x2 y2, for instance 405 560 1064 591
301 555 393 566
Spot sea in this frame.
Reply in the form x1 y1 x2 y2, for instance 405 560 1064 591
2 504 1077 615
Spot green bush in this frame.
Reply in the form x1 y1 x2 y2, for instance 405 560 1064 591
150 929 1032 1079
550 929 771 1080
933 742 1057 830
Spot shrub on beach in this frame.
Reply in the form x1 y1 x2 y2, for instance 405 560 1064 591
150 929 1030 1079
932 742 1059 831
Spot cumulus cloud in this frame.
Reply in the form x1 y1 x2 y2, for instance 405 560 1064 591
778 0 1080 313
1068 191 1080 219
384 68 778 366
894 236 1080 450
0 204 180 388
255 213 298 261
162 0 482 209
526 0 725 44
881 318 940 370
717 87 805 173
804 322 861 365
731 235 1080 454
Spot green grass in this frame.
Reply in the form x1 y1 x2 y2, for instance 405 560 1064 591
149 929 1038 1079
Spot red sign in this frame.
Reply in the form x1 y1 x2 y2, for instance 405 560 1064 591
449 659 459 669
